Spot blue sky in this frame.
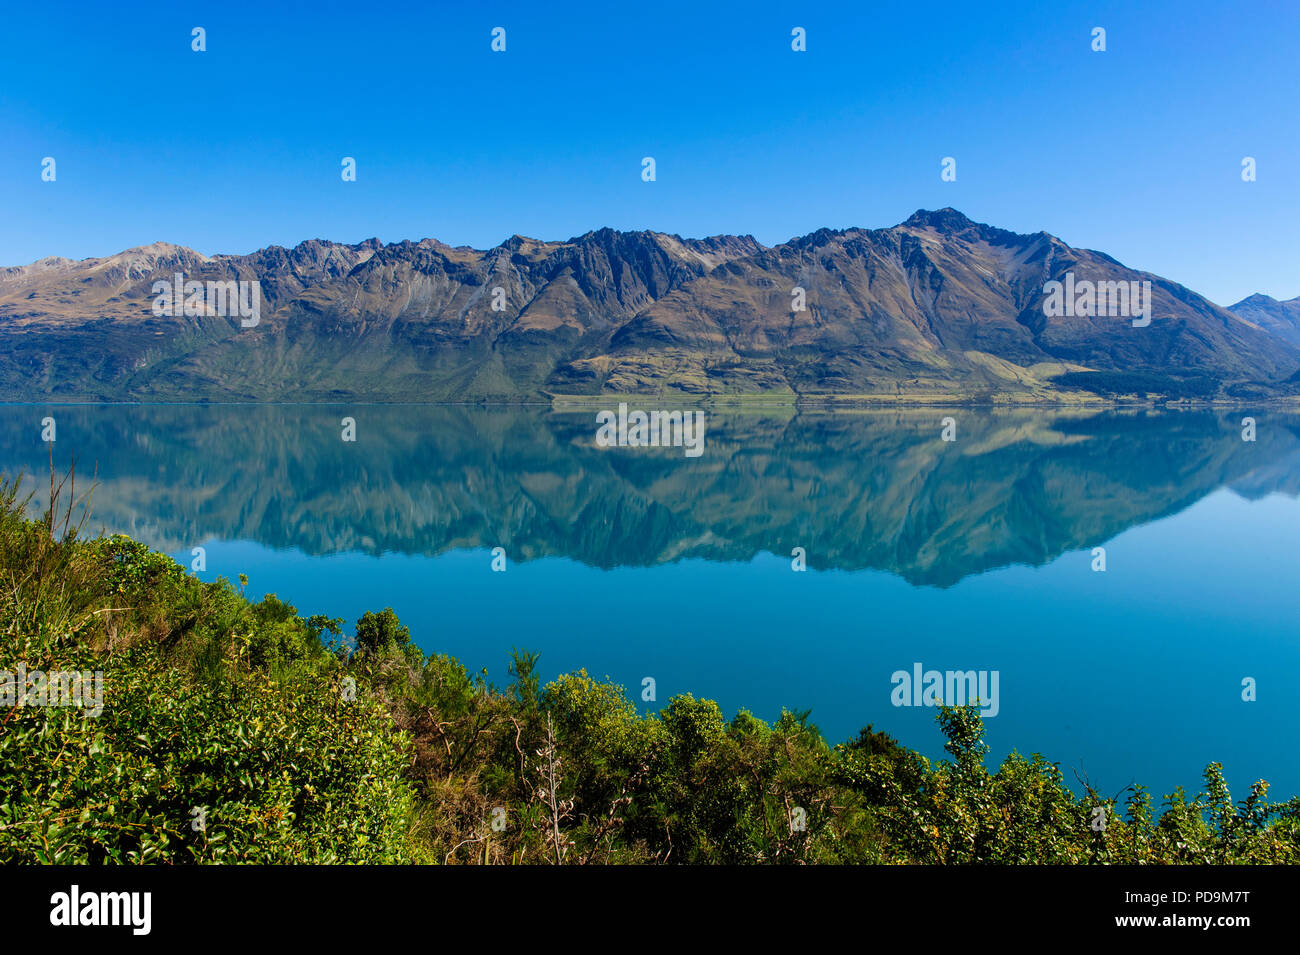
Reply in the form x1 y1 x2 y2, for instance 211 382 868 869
2 0 1297 305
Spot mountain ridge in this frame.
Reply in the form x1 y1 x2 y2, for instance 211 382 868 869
3 209 1297 402
1227 291 1300 348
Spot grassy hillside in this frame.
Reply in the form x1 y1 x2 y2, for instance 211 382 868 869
3 468 1298 864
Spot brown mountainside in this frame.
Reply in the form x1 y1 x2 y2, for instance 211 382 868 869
1 210 1294 401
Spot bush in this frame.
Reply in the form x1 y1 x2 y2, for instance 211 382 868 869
4 467 1298 865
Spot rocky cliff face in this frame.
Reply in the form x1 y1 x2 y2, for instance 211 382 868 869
2 210 1295 400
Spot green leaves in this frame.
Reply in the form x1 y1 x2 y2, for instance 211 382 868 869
0 643 415 864
0 492 415 864
353 607 411 658
4 483 1297 866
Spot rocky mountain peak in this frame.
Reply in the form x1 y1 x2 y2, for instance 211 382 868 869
902 208 979 232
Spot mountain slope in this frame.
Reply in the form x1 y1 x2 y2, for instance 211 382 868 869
2 211 1296 401
1228 292 1300 347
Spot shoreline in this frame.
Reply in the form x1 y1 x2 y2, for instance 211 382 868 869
3 394 1299 410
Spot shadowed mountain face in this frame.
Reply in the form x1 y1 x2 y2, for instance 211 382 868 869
3 405 1295 587
3 210 1297 401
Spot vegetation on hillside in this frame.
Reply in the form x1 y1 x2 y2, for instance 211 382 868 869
3 468 1298 864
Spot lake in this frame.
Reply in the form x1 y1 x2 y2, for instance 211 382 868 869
3 402 1297 802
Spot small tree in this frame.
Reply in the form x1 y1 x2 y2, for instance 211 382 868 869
354 607 411 657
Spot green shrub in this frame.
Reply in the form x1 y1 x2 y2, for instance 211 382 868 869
4 467 1298 865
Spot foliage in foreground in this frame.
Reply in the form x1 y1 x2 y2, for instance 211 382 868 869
2 470 1298 864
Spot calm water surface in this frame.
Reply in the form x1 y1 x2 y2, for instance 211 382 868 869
3 403 1297 801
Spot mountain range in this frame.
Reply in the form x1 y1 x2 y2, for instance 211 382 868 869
2 209 1297 402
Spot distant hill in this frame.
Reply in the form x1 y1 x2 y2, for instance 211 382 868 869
3 209 1297 401
1228 292 1300 348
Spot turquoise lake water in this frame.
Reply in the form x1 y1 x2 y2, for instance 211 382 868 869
3 403 1297 802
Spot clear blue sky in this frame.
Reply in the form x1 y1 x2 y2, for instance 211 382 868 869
2 0 1297 305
